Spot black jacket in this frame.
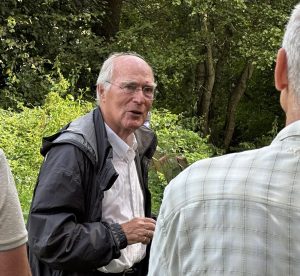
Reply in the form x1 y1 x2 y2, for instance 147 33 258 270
27 107 157 276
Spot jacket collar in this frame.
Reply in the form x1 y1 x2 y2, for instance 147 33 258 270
41 107 157 168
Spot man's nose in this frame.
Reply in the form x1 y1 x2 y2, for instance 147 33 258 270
132 89 146 103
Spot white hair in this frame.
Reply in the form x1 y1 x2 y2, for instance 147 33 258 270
95 52 153 103
282 3 300 100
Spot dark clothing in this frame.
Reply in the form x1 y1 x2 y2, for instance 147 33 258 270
27 107 157 276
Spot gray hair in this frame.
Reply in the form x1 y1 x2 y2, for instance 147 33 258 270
95 52 153 103
282 3 300 101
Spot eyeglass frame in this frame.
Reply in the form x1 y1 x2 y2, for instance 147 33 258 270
105 81 157 100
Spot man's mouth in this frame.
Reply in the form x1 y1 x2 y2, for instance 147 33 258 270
129 110 143 115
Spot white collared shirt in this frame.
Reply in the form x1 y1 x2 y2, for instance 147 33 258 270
149 120 300 276
98 124 146 273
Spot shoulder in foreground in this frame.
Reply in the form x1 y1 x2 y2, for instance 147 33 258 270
167 146 266 190
160 147 267 217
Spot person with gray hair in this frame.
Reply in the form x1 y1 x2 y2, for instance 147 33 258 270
148 3 300 276
27 52 157 276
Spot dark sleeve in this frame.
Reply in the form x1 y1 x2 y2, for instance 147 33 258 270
27 144 125 272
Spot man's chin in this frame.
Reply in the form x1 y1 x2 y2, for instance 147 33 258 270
125 120 144 131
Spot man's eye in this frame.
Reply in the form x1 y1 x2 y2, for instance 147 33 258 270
143 87 154 94
124 84 137 91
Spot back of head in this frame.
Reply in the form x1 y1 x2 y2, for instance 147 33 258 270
282 3 300 100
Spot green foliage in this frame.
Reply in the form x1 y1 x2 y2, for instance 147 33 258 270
0 92 93 218
0 0 108 108
148 170 166 215
230 67 285 149
151 109 213 163
119 0 294 150
0 0 297 150
148 108 214 214
116 1 201 112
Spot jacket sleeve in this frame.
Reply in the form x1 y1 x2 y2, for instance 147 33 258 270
27 144 125 272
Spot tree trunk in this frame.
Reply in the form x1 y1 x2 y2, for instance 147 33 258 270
223 62 254 151
208 58 226 145
193 61 205 113
201 44 215 135
196 17 215 136
208 24 234 145
92 0 123 39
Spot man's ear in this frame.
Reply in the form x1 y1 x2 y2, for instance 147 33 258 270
275 48 288 91
97 84 105 101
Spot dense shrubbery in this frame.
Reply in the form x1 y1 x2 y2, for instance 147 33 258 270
0 93 213 217
0 93 93 219
151 109 212 163
149 109 213 212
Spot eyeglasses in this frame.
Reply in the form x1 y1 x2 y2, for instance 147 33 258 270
105 81 156 100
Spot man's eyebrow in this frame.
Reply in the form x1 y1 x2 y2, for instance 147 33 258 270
120 80 137 85
121 81 156 86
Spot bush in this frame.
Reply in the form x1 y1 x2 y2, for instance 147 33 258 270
151 109 213 163
0 92 93 219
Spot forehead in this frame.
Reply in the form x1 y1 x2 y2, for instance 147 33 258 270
112 56 154 82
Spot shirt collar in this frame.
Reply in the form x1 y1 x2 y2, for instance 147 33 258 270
272 120 300 143
105 123 137 161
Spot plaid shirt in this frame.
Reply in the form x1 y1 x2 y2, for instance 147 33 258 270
148 120 300 276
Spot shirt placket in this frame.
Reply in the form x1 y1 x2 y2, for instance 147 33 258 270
127 150 137 218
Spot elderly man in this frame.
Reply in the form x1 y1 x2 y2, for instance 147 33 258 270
0 149 31 276
148 4 300 276
27 52 157 276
